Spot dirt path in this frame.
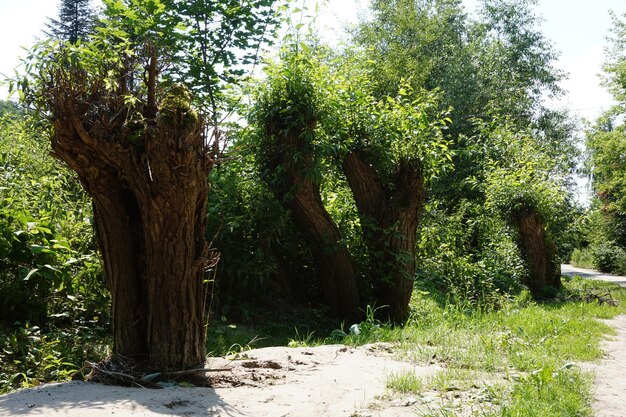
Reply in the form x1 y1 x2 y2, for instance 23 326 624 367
561 264 626 287
0 343 441 417
1 329 625 417
587 315 626 417
563 264 626 416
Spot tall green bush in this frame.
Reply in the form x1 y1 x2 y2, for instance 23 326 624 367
0 107 107 330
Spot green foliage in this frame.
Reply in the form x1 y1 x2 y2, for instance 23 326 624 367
0 101 23 118
586 119 626 249
416 200 525 307
0 111 107 329
602 12 626 104
326 66 453 182
16 0 284 128
0 323 108 394
591 242 626 274
485 129 567 222
483 122 577 264
207 142 316 304
0 110 109 393
165 0 283 120
583 13 626 270
569 247 595 270
250 41 452 191
345 0 576 303
248 44 324 196
352 0 568 202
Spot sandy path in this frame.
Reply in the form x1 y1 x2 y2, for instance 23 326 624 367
561 264 626 287
587 315 626 417
0 343 438 417
563 264 626 416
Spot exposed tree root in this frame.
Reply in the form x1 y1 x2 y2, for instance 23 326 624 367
85 355 232 388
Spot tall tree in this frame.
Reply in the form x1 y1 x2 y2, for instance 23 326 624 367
46 0 96 44
251 45 450 323
350 0 573 300
250 50 361 320
587 12 626 248
18 0 282 375
352 0 566 203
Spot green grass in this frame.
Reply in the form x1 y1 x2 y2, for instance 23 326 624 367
372 277 626 416
494 367 593 417
386 369 426 393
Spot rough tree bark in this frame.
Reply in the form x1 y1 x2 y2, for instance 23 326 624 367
343 151 425 323
511 206 562 298
263 123 360 321
46 56 212 371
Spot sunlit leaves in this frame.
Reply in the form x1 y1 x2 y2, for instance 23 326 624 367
165 0 284 121
587 13 626 247
484 125 569 224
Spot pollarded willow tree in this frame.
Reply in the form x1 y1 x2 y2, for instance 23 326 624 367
327 64 451 323
250 49 361 321
17 0 281 373
250 45 450 323
485 126 567 298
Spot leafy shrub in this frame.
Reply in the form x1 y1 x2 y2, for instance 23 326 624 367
0 323 108 394
416 200 524 309
569 247 595 269
0 110 108 329
0 107 111 392
592 242 626 274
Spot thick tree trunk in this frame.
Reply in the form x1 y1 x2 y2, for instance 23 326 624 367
263 124 360 321
286 180 360 320
49 90 212 371
91 179 148 359
512 207 561 298
135 122 210 369
343 152 425 323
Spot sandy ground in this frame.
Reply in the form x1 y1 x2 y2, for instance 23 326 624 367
0 343 444 417
1 267 625 417
586 315 626 417
561 264 626 287
1 333 625 417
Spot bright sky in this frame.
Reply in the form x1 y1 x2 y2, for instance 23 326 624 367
1 0 625 121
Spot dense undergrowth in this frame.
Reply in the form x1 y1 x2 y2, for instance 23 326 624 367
0 105 110 393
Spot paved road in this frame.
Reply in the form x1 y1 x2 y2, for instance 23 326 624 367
561 264 626 288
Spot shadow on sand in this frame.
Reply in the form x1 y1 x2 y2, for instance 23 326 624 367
0 380 244 417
